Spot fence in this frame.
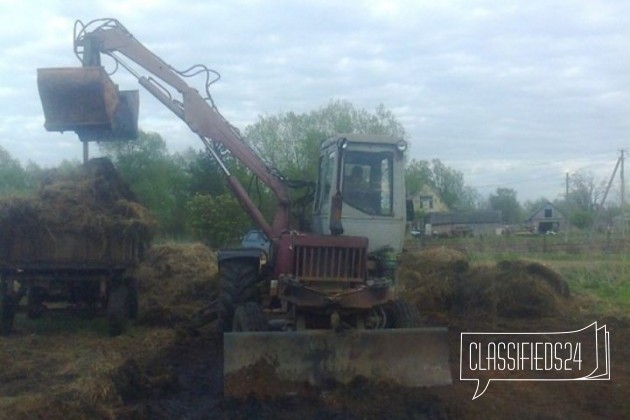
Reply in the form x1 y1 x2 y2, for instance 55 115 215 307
406 232 630 257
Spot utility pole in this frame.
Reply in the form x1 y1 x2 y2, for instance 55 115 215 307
564 172 570 243
589 155 622 241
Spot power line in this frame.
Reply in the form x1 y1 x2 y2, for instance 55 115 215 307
467 158 621 190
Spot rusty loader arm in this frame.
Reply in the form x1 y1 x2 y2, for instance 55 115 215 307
39 19 288 242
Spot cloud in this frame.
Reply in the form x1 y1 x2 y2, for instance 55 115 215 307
0 0 627 202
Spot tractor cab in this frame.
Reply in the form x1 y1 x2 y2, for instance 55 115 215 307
312 134 408 253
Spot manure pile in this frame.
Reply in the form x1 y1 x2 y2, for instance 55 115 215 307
0 158 155 265
133 243 219 326
399 247 571 320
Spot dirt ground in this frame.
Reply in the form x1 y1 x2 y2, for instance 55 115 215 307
0 245 628 419
223 247 629 419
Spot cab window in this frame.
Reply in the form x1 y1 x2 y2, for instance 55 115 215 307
342 151 393 216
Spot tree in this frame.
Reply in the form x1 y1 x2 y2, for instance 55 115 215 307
566 171 605 214
187 193 250 247
99 131 190 238
557 171 606 229
488 188 522 224
245 99 407 182
0 146 33 196
405 158 478 211
405 160 432 196
182 148 229 197
431 159 468 210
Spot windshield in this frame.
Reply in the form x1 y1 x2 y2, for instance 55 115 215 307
342 151 393 216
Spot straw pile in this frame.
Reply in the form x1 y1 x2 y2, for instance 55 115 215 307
0 158 155 265
399 247 570 319
133 243 219 326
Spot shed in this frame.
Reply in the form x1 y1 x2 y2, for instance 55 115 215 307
526 201 567 233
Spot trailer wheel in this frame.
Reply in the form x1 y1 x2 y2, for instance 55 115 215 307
107 282 129 337
219 260 259 331
27 286 46 319
232 302 268 332
386 298 422 328
1 294 15 336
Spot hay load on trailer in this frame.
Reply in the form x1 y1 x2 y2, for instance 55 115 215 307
0 158 155 335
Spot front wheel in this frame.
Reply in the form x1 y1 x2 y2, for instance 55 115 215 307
232 302 268 332
386 298 422 328
219 260 260 331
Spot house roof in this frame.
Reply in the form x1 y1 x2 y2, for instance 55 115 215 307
525 201 567 222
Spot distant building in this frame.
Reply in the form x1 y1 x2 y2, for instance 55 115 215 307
525 201 567 233
424 210 502 237
409 185 449 213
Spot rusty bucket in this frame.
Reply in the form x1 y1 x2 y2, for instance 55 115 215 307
37 67 138 141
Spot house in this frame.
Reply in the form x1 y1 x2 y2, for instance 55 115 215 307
526 201 567 233
424 210 502 237
408 184 449 213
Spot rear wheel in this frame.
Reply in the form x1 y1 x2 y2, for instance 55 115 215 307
386 298 422 328
232 302 268 332
219 260 259 331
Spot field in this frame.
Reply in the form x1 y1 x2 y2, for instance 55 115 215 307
0 237 628 419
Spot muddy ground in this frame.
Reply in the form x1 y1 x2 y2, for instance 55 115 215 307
0 245 628 419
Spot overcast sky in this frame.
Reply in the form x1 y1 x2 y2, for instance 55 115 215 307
0 0 628 201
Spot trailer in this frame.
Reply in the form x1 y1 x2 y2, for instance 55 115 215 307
0 262 138 336
0 158 153 336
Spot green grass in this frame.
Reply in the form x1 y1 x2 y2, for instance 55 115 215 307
549 258 630 310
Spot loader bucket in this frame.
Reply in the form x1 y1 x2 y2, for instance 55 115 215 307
224 328 451 389
77 90 139 142
37 67 139 141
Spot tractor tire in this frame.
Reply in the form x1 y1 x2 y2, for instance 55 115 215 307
232 302 268 332
219 260 259 331
107 282 129 337
387 298 422 328
1 294 15 336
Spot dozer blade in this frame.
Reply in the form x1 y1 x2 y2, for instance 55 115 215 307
37 67 139 141
224 328 452 388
